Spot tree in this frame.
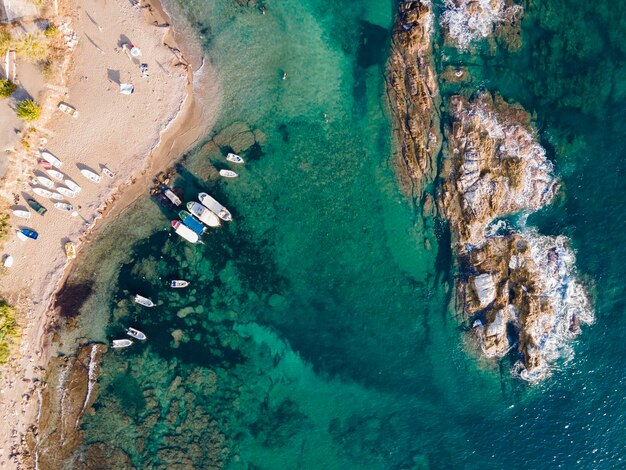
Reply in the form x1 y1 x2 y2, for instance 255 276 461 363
16 100 42 122
0 300 19 365
0 79 17 98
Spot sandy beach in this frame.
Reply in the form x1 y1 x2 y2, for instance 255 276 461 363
0 0 220 465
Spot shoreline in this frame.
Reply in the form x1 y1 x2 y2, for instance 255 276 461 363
0 0 220 465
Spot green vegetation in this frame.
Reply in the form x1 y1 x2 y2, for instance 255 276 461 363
0 78 17 98
14 33 47 61
0 300 18 366
0 213 10 244
44 24 59 39
16 99 42 122
0 30 10 54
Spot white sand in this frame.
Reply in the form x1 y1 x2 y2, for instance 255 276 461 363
0 0 221 464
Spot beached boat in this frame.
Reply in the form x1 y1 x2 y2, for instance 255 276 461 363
38 159 53 170
33 187 54 199
12 209 31 219
164 189 181 206
186 202 221 227
198 193 232 221
26 198 47 215
179 210 206 235
54 202 73 212
134 295 155 307
226 153 244 164
219 169 238 178
80 168 101 183
36 175 55 189
16 229 38 241
127 327 147 340
102 166 115 178
3 255 13 268
170 280 189 288
50 192 64 201
112 339 133 349
40 150 62 168
56 186 76 199
58 103 79 118
46 169 65 181
171 220 199 243
65 241 76 259
65 179 82 193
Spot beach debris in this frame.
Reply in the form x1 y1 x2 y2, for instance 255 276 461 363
65 241 76 259
140 63 149 78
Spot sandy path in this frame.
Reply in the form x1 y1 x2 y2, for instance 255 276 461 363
0 0 220 466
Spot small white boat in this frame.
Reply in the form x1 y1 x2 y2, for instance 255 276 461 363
3 255 14 268
112 339 133 349
170 280 189 288
134 294 155 307
56 186 76 198
226 153 244 164
33 187 54 199
186 202 221 227
46 169 65 181
80 168 101 183
164 189 181 206
126 327 147 340
40 151 62 168
171 220 199 243
36 176 54 189
54 202 73 212
58 103 79 118
219 169 238 178
50 192 64 201
65 179 82 193
102 167 115 178
198 193 232 221
12 209 31 219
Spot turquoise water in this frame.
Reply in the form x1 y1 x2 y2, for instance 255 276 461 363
64 0 625 468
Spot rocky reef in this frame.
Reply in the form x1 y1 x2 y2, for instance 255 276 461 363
387 0 441 194
439 92 593 379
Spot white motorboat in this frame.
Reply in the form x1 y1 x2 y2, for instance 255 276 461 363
171 220 199 243
112 339 133 349
126 327 147 340
198 193 232 221
46 169 65 181
186 202 221 227
170 280 189 288
102 166 115 178
56 187 76 199
12 209 31 219
65 179 82 193
219 169 238 178
80 168 101 183
33 187 54 199
36 175 54 189
40 150 62 168
134 295 155 307
226 153 244 164
54 202 73 212
164 189 181 206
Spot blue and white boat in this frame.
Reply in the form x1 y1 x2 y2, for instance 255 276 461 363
179 211 206 236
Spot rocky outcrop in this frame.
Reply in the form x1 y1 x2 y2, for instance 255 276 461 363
387 0 441 194
440 92 593 380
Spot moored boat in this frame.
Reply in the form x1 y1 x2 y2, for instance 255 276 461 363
134 295 155 307
226 153 244 164
186 201 221 227
164 189 181 206
46 169 65 181
171 220 199 243
33 187 54 199
127 327 147 340
170 280 189 288
17 229 38 241
56 186 76 198
40 150 62 168
198 193 232 221
112 339 133 349
36 175 54 189
26 198 47 215
219 169 238 178
179 210 206 235
65 241 76 259
12 209 31 219
81 168 101 183
54 202 74 212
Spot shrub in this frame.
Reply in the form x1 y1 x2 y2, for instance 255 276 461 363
16 100 42 122
14 33 47 61
0 300 19 366
0 79 16 98
0 30 10 55
44 24 59 38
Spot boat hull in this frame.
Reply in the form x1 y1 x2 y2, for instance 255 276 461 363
40 151 62 168
171 220 199 243
198 193 232 221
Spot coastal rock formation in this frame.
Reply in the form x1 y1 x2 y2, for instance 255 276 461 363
440 0 523 50
387 0 441 194
440 92 593 379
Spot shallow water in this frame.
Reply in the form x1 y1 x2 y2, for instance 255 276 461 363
63 0 626 468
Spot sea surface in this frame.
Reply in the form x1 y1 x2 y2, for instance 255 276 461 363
63 0 625 467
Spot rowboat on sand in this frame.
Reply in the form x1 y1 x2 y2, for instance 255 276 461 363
33 187 54 199
65 179 82 193
54 202 73 212
56 187 76 199
16 229 38 241
40 150 62 168
80 168 101 183
12 209 31 219
46 169 65 181
36 175 54 189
